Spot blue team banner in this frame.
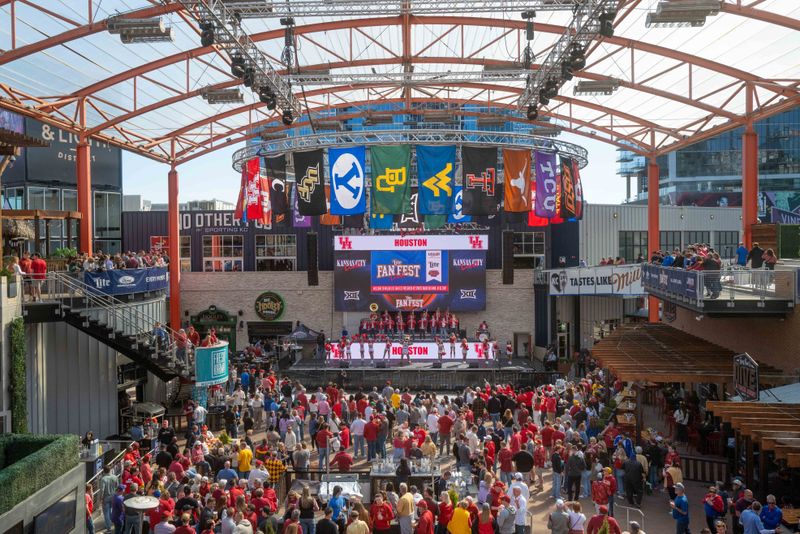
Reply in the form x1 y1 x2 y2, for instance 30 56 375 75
195 342 229 387
448 185 472 223
417 145 455 215
329 146 366 215
370 250 449 293
641 264 700 301
84 267 169 295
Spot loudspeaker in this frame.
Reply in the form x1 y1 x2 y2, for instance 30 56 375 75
307 232 319 286
376 361 387 369
432 362 442 369
468 361 480 369
502 230 514 285
340 361 350 369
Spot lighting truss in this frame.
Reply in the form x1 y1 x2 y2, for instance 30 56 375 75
573 79 620 95
476 116 509 127
184 0 605 18
517 0 618 111
646 0 721 27
180 0 300 114
232 129 588 171
107 17 175 43
531 126 562 136
201 87 245 103
287 70 531 86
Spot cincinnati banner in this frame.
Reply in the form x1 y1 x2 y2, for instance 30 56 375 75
371 145 411 214
533 150 558 218
503 148 531 212
417 145 455 215
462 146 499 215
264 154 288 226
560 156 578 219
448 185 472 224
293 149 327 216
329 146 366 215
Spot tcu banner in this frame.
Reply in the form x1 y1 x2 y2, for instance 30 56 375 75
546 265 645 296
534 150 558 218
329 341 495 361
84 267 169 295
334 235 488 251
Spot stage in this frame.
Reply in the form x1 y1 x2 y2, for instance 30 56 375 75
282 356 561 390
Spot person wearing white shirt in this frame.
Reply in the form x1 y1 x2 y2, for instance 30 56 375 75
248 462 269 489
466 429 479 455
512 487 527 534
351 416 366 459
427 410 440 443
194 405 208 427
285 424 297 450
511 473 530 501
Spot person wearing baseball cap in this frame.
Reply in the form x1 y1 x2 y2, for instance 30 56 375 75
586 505 621 534
416 500 434 534
671 483 690 534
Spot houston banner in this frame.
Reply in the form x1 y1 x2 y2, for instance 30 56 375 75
417 145 455 215
293 149 327 215
560 156 578 219
503 148 531 212
264 155 288 226
533 150 558 218
462 146 499 215
329 146 366 215
371 145 411 214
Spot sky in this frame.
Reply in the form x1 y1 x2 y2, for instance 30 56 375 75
122 132 628 206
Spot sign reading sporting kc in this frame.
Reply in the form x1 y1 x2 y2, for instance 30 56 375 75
254 292 285 321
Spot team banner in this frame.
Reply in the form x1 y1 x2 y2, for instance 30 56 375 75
234 157 270 224
528 187 550 227
462 146 499 215
195 342 229 387
641 264 700 301
448 186 472 224
417 145 455 215
334 234 488 251
545 265 645 296
291 185 312 227
320 185 342 226
329 146 366 215
425 214 447 229
560 156 578 219
327 341 494 362
503 148 531 212
371 145 411 214
572 159 584 220
534 150 558 218
265 155 289 226
85 267 169 295
398 188 423 229
293 149 327 215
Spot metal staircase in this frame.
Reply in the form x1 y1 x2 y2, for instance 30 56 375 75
22 272 193 382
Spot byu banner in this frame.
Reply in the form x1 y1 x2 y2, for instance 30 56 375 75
417 145 455 215
84 267 169 295
534 150 558 218
329 146 366 215
195 342 230 387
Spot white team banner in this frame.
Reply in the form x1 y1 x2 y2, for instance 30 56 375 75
328 341 495 361
334 234 489 251
545 264 645 296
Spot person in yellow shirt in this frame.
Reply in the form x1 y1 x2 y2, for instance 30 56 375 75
421 435 438 460
237 440 253 479
347 509 370 534
391 390 402 410
447 501 472 534
397 483 416 534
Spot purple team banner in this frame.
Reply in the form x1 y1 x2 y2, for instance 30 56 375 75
534 150 558 218
292 186 311 227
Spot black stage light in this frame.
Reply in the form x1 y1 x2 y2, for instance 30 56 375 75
526 20 534 41
569 44 586 70
200 21 215 47
526 104 538 121
230 54 246 78
538 90 550 107
561 63 574 81
599 11 616 38
243 67 256 88
282 109 294 126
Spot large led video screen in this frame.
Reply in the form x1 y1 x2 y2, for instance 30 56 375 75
334 235 488 312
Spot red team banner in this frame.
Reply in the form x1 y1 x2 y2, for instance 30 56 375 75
326 340 496 361
234 157 271 225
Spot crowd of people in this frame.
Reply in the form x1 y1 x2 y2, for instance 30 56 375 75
650 242 777 271
66 249 172 272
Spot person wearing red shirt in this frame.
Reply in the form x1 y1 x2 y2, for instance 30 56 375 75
330 449 354 472
29 252 47 301
600 422 621 450
251 487 271 516
544 394 557 422
416 500 435 534
370 494 395 534
316 425 334 470
484 437 496 469
540 422 555 453
438 413 454 453
364 417 379 461
413 425 427 448
326 384 340 404
532 439 546 490
438 495 454 534
585 506 621 534
509 432 521 454
551 427 565 445
498 444 514 485
357 397 369 417
517 407 530 426
339 424 351 450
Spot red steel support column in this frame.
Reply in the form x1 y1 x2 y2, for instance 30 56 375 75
742 85 758 247
168 164 181 330
647 155 660 323
76 99 93 255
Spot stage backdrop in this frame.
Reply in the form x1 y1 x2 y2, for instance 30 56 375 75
334 235 488 311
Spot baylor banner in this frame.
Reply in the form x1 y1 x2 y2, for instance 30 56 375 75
417 145 455 215
371 145 411 214
194 342 229 387
462 146 499 215
293 149 327 215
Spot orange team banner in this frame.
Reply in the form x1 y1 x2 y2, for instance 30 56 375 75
503 148 532 212
320 185 342 226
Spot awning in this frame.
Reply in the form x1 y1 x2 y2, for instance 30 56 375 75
591 324 787 385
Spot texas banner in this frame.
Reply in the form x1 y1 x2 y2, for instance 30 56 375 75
329 146 366 215
503 148 531 212
534 150 558 218
462 146 499 215
264 154 288 226
417 145 455 215
448 185 472 224
371 145 411 214
293 149 327 216
560 156 578 219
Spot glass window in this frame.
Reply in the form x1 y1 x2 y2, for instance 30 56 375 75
202 235 243 272
1 186 24 209
255 234 297 271
618 231 647 263
715 231 740 260
683 231 711 247
660 231 682 254
181 236 192 272
62 189 78 245
512 232 545 269
94 191 121 239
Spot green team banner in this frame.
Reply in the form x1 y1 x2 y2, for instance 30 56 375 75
194 342 229 387
370 145 411 214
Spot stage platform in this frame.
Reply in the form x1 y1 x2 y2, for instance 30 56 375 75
282 357 561 390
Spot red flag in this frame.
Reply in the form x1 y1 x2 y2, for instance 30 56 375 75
258 175 272 226
235 157 262 222
551 175 564 224
528 170 549 227
572 159 584 220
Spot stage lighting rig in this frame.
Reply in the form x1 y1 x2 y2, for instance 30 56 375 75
573 79 620 95
526 104 539 121
200 21 215 46
646 0 721 28
201 87 244 104
282 109 294 126
107 16 175 43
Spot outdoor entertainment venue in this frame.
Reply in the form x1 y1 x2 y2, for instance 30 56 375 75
0 1 799 534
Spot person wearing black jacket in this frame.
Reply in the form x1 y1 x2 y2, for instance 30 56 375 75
316 508 339 534
155 444 173 470
623 456 645 507
487 396 502 424
565 450 586 501
747 243 765 269
551 447 564 500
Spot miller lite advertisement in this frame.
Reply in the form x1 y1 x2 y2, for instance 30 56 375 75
334 235 487 312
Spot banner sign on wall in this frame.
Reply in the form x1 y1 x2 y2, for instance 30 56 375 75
503 148 531 213
195 342 230 387
733 353 759 401
264 155 289 226
770 206 800 224
334 234 488 251
293 149 327 215
448 186 472 223
328 341 495 361
371 145 412 214
534 150 558 218
329 146 366 215
417 145 455 215
544 265 645 296
84 267 169 295
462 146 499 215
641 264 700 300
559 156 577 219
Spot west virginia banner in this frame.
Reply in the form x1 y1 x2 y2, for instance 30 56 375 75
417 145 455 215
293 149 327 216
503 148 531 212
371 145 411 214
264 155 288 226
329 146 366 215
448 185 472 224
560 156 578 219
534 150 558 218
462 146 499 215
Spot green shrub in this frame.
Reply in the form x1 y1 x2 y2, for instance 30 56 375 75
9 317 26 434
0 434 79 515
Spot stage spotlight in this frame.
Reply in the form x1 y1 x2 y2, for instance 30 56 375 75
258 87 277 109
526 104 538 121
599 11 616 37
569 44 586 70
538 90 550 107
561 63 574 81
200 21 215 47
230 54 246 78
243 67 256 88
282 109 294 126
544 79 559 99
